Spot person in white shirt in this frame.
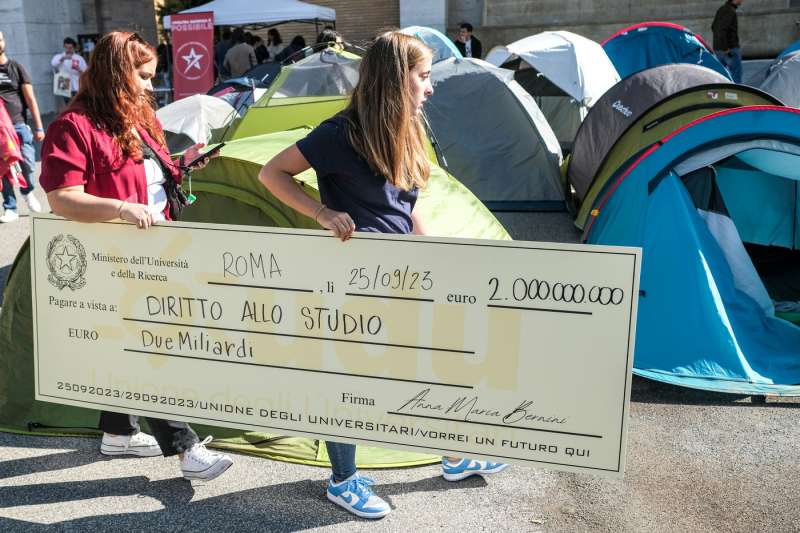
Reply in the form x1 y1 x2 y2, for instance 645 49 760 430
265 28 283 62
51 37 87 104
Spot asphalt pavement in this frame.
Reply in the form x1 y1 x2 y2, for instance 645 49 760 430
1 175 799 533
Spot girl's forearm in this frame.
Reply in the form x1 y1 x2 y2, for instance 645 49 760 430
259 167 322 220
411 208 428 236
48 190 125 222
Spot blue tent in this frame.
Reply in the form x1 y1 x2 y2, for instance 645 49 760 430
602 22 732 81
585 106 800 395
777 39 800 61
400 26 462 63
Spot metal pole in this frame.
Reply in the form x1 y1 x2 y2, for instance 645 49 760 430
165 31 172 105
94 0 105 34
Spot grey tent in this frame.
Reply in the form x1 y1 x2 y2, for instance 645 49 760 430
566 64 730 206
425 57 564 210
760 53 800 108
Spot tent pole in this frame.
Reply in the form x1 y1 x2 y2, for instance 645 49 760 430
165 30 172 105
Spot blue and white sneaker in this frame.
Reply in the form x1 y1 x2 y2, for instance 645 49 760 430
326 473 391 519
442 458 509 481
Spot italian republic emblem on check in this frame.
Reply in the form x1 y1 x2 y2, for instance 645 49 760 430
46 234 87 290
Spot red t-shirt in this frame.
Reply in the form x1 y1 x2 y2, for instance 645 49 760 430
39 108 181 220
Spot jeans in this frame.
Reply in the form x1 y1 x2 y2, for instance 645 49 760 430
61 91 77 106
98 411 199 457
2 122 36 212
715 47 742 83
326 441 357 482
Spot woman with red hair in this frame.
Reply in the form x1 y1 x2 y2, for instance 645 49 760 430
40 31 233 481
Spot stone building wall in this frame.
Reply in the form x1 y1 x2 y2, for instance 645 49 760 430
255 0 400 49
80 0 159 44
450 0 800 58
0 0 85 116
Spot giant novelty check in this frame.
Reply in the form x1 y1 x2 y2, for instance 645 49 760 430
31 214 640 477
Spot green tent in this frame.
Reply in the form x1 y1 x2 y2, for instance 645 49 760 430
574 84 780 231
219 48 442 164
222 48 359 142
0 128 510 468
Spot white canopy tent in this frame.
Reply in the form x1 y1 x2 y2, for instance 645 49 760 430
163 0 335 30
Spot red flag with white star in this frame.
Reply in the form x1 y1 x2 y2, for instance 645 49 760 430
171 11 215 100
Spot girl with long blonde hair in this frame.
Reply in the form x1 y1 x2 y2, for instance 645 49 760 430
260 31 506 519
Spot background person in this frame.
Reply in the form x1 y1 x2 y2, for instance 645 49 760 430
39 31 232 481
316 28 344 50
273 35 306 64
223 28 256 78
156 34 173 83
253 35 269 63
259 31 506 519
265 28 283 62
81 37 96 55
0 30 44 223
214 28 233 79
51 37 88 105
712 0 744 83
453 22 482 59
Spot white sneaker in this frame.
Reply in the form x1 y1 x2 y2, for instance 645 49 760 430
23 192 42 213
180 436 233 481
100 431 162 457
0 210 19 223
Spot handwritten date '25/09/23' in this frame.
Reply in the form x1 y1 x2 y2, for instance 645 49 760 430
349 265 433 292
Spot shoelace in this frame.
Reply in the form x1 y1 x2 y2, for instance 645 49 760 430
129 432 155 444
187 435 215 462
347 476 376 499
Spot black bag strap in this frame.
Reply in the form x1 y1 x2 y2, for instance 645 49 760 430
138 133 189 220
138 133 181 179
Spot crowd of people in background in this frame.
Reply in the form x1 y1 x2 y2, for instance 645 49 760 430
214 26 323 80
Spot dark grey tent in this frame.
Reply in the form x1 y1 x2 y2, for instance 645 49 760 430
566 64 730 206
425 57 564 210
741 59 774 87
760 53 800 108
